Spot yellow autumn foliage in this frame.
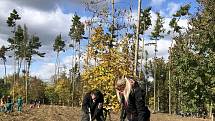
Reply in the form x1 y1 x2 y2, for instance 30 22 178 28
81 27 133 111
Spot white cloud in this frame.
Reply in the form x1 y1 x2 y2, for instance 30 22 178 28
151 0 166 6
0 65 13 77
167 2 180 16
0 34 9 47
31 63 55 80
140 39 171 60
0 0 90 50
0 0 91 80
18 7 74 45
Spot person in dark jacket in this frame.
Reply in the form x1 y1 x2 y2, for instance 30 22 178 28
116 77 150 121
6 96 13 113
81 89 105 121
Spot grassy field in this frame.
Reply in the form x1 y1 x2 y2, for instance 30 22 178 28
0 105 211 121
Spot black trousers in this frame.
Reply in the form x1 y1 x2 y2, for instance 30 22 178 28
127 114 150 121
81 112 105 121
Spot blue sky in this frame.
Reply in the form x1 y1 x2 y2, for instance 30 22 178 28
0 0 199 81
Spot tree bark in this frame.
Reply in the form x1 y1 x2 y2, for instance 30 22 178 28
134 0 142 77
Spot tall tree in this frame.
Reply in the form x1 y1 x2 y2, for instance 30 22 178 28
134 0 142 77
6 9 21 102
168 4 190 114
150 12 165 112
25 35 45 103
0 46 8 84
69 14 85 106
14 25 24 77
139 7 152 85
53 34 65 81
82 27 133 110
69 14 85 72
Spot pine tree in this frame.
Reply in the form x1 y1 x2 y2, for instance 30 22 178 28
53 34 65 81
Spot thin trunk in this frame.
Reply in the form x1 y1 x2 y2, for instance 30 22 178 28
71 39 76 107
154 40 157 112
3 60 7 84
17 59 20 78
26 59 31 104
18 58 23 78
139 41 143 79
139 22 145 84
169 39 174 114
78 40 81 106
168 69 171 114
72 75 75 107
209 101 212 118
25 72 28 104
13 50 16 103
23 56 27 104
111 0 115 42
134 0 142 77
12 25 17 103
95 55 97 67
153 63 156 112
78 40 80 77
83 24 91 98
71 40 74 106
23 57 27 104
24 47 27 104
157 87 160 112
175 77 179 114
55 53 58 82
57 52 60 80
145 51 148 105
179 79 181 113
86 22 91 69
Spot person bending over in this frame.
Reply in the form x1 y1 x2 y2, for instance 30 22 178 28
116 77 150 121
81 89 104 121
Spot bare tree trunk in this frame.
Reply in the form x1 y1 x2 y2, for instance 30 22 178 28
139 41 143 79
145 51 148 105
18 58 23 78
168 39 174 114
168 69 171 114
82 23 91 99
71 40 76 107
111 0 115 40
72 76 75 107
154 40 157 112
153 63 156 113
26 59 31 104
3 60 7 84
157 87 160 112
57 52 60 80
55 53 58 82
23 58 27 104
78 40 80 79
25 72 28 104
13 50 16 103
134 0 142 77
209 101 212 118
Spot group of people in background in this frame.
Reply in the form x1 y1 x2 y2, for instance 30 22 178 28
30 99 41 109
0 96 41 113
0 95 23 113
81 77 150 121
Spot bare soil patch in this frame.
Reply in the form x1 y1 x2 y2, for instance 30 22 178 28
0 105 211 121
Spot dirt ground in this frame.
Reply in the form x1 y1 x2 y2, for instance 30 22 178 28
0 105 211 121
